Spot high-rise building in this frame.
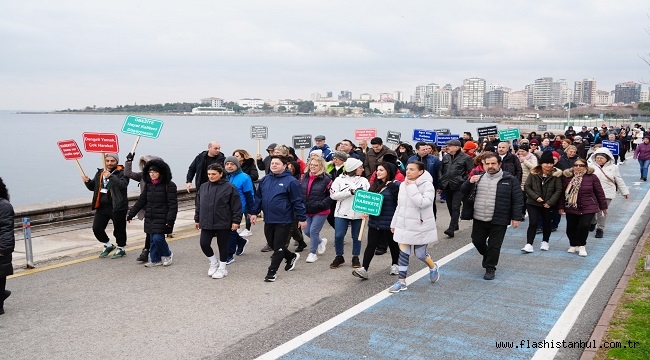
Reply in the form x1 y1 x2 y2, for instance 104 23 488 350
574 78 597 105
311 93 322 101
594 90 614 106
641 88 649 103
614 82 642 104
413 83 451 112
393 91 405 102
507 90 528 109
326 91 333 98
532 77 553 108
338 91 352 101
484 89 508 108
461 77 486 109
200 97 224 107
414 83 439 107
525 84 534 107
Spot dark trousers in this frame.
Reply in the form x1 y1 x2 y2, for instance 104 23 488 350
265 223 294 274
327 201 336 228
92 210 127 247
527 205 554 244
363 227 399 270
288 220 305 245
144 233 151 250
443 188 462 230
565 213 595 247
471 220 507 269
227 230 248 257
0 275 6 308
199 229 231 262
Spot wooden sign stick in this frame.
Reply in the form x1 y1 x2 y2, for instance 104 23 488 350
131 136 141 154
257 139 261 156
74 160 87 178
358 217 367 240
102 152 106 171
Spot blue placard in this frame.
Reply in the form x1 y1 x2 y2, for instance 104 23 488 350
436 134 460 146
601 140 619 155
412 129 437 143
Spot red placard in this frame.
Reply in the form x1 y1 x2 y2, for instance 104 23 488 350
57 140 83 160
354 128 377 140
82 132 120 153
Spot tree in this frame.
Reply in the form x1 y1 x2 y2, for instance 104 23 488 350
296 101 314 113
564 102 577 109
278 105 287 112
639 102 650 111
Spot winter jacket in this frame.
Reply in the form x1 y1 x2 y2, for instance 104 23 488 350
390 171 437 245
439 151 474 191
240 158 259 182
299 173 332 215
257 155 272 175
524 166 563 208
368 181 400 230
556 154 577 171
500 152 523 182
127 159 178 234
330 174 370 220
226 166 255 215
407 154 441 189
195 179 243 230
85 166 129 212
588 148 630 199
363 145 396 177
460 170 524 225
252 169 306 224
0 198 15 276
124 154 163 220
309 144 333 162
519 152 538 189
186 151 225 189
634 142 650 161
559 168 608 215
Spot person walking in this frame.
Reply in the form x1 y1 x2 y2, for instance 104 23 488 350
589 148 629 238
353 163 401 280
0 177 15 315
558 158 608 257
224 156 256 262
461 153 523 280
299 156 332 263
194 164 242 279
387 161 439 293
232 149 259 182
521 151 563 253
186 141 225 192
633 136 650 181
438 139 474 237
127 159 178 267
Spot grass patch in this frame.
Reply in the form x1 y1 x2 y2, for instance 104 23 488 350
595 237 650 359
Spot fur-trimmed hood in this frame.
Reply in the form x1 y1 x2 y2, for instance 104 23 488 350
138 155 164 170
562 166 594 177
142 159 173 184
530 166 563 177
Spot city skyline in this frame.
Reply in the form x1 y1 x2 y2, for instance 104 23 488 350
1 0 649 110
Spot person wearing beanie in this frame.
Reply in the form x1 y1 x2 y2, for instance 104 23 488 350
256 142 277 175
224 156 256 261
521 151 563 253
82 153 130 258
462 141 478 158
589 148 629 238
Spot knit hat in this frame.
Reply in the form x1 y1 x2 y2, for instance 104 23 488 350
224 156 241 170
463 141 477 151
105 153 119 163
552 151 560 159
539 151 554 164
344 158 363 172
529 139 540 145
518 144 530 152
382 153 399 166
332 151 349 161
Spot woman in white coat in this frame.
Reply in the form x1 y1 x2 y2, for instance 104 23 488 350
388 161 440 293
588 148 629 238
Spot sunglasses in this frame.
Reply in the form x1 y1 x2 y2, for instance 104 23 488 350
574 164 587 167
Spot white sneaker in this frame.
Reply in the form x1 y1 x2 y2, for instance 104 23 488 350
306 253 318 263
521 244 534 253
317 238 327 255
540 241 550 251
567 246 577 253
578 246 587 257
162 252 173 266
239 229 253 237
208 262 219 276
236 228 243 234
389 264 399 275
212 266 228 279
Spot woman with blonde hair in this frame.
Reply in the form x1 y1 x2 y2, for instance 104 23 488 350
299 156 332 263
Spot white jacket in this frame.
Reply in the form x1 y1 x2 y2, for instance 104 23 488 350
329 174 370 219
588 148 629 199
390 171 438 245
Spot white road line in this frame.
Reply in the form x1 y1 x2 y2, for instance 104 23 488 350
255 243 476 360
532 189 650 359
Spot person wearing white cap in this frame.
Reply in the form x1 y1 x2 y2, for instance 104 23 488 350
329 158 369 269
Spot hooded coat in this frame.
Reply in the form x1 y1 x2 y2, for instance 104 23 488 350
0 198 15 276
390 171 437 245
124 154 163 220
588 148 630 199
127 159 178 234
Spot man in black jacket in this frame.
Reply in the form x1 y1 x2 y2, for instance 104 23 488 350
497 141 522 182
186 141 225 192
438 139 474 238
461 153 523 280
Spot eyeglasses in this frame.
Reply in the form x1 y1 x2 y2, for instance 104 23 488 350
574 164 587 167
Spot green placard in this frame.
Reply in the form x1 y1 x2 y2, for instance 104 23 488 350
351 190 384 216
498 128 520 141
122 115 164 139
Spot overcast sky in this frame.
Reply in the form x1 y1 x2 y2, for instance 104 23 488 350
1 0 649 110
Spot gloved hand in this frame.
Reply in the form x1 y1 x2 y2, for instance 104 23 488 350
126 152 135 162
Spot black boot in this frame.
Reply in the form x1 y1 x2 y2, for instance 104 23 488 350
295 241 307 252
136 249 150 262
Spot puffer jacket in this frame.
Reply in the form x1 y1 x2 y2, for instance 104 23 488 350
330 173 370 220
0 198 15 276
559 167 608 215
519 152 538 189
368 181 400 230
588 148 630 199
299 173 332 215
460 170 524 225
439 151 474 190
240 157 259 182
127 159 178 234
124 154 163 219
390 171 437 245
85 166 129 211
524 166 563 208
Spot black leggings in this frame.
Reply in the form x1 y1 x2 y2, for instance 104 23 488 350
199 229 231 262
565 213 595 247
526 205 554 244
92 210 127 247
363 227 399 270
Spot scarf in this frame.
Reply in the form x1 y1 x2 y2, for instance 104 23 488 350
565 171 584 208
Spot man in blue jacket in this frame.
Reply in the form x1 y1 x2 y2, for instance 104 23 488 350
250 155 307 282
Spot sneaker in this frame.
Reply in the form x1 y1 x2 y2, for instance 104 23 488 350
136 249 149 262
162 252 173 266
212 267 228 279
144 261 163 267
374 248 386 255
352 267 369 280
567 246 577 253
443 229 454 238
208 262 219 277
237 228 243 234
540 241 550 251
484 267 496 280
239 229 252 237
351 256 361 268
536 228 543 234
226 257 235 265
236 238 249 256
595 229 604 238
306 253 318 263
388 281 407 293
330 255 345 269
111 247 126 259
285 253 299 271
2 290 11 301
264 272 277 282
620 160 625 164
261 244 273 252
521 244 534 253
295 241 307 252
99 244 116 258
578 246 587 257
389 264 399 275
429 263 440 283
317 238 328 255
551 227 558 232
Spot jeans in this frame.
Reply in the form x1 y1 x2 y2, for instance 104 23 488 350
149 233 172 262
304 214 328 254
227 230 248 257
334 217 362 256
638 159 650 178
